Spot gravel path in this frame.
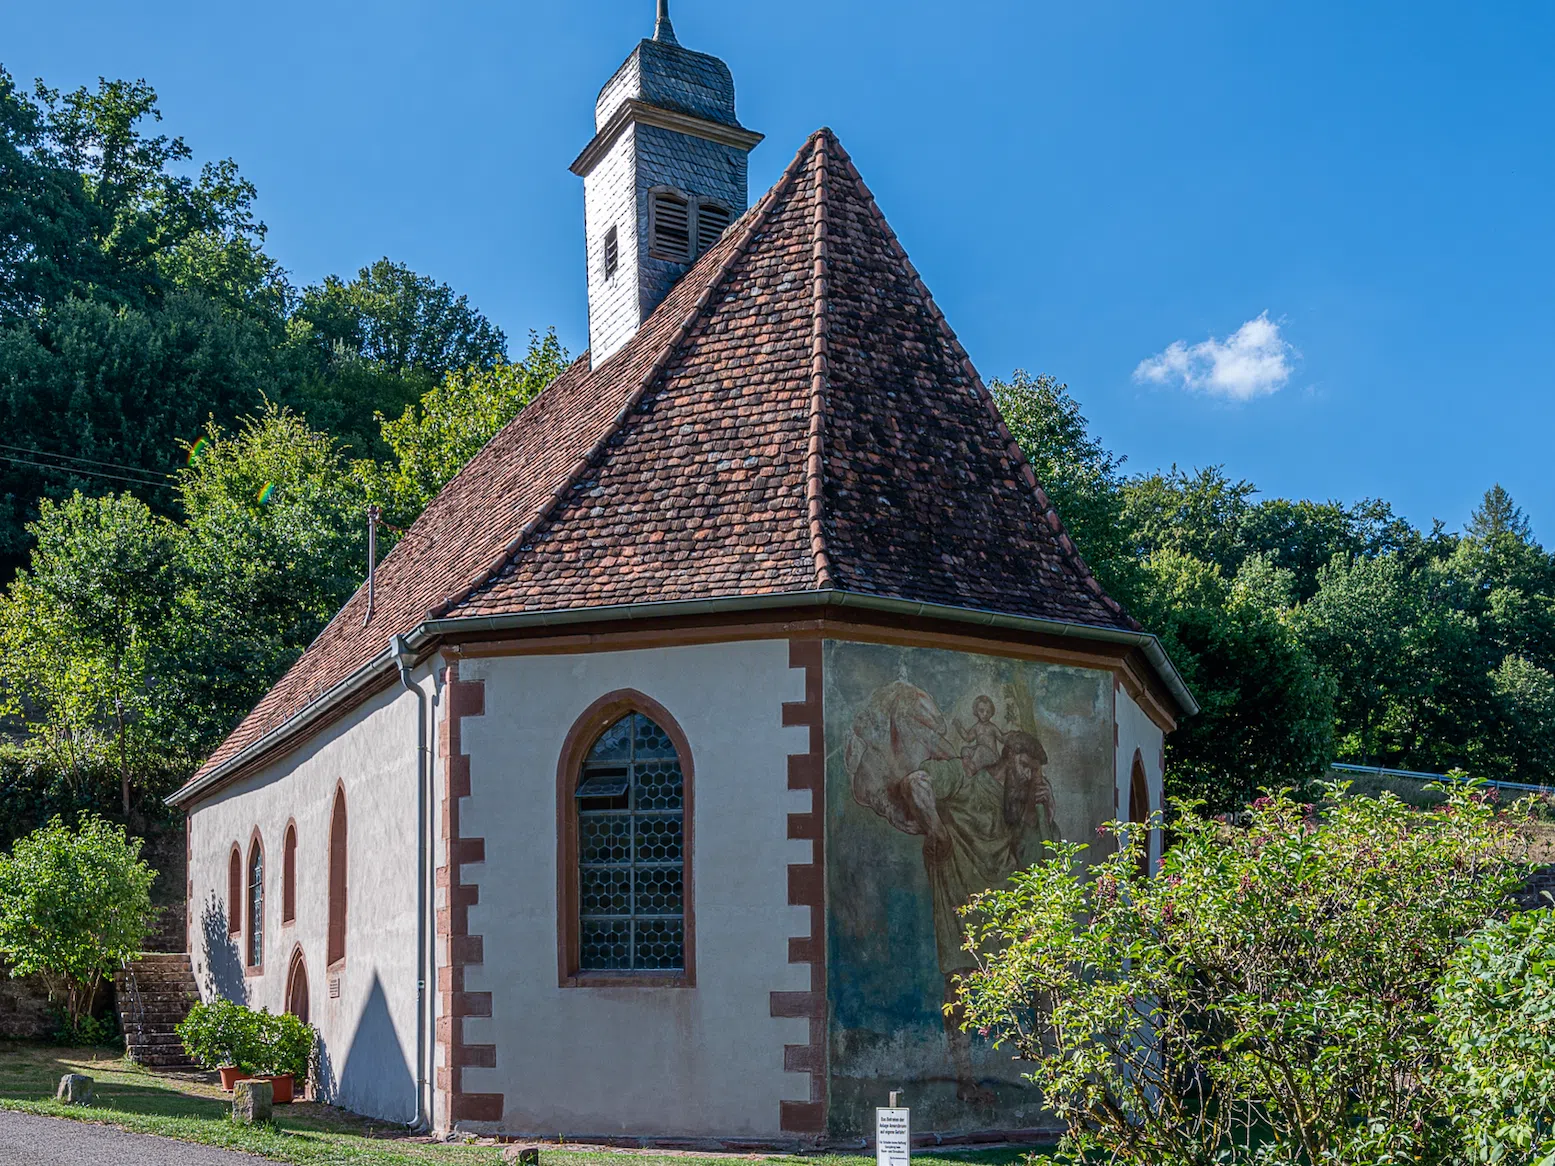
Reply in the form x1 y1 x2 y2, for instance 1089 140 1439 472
0 1108 269 1164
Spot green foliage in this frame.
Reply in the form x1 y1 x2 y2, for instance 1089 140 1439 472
0 815 156 1029
0 493 184 812
1437 909 1555 1165
988 372 1140 603
173 403 368 748
0 65 510 573
176 998 251 1070
358 330 569 525
955 784 1526 1166
1132 551 1334 811
177 1000 315 1078
53 1008 120 1049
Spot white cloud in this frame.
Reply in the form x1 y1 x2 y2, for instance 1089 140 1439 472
1133 312 1296 401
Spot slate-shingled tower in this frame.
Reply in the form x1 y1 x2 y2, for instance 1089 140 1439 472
573 0 763 365
173 6 1194 1147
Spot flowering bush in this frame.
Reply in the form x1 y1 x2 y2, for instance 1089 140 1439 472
954 783 1527 1165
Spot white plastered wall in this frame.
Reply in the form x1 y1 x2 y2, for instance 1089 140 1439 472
1114 684 1167 873
454 640 813 1138
185 672 432 1123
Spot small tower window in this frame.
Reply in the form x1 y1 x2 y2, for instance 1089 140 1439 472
604 226 619 280
649 190 691 262
695 201 732 257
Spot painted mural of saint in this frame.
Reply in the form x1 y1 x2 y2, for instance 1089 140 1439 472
845 682 1060 1105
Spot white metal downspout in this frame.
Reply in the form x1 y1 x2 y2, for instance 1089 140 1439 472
390 634 431 1131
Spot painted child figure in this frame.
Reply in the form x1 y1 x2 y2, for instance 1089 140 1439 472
953 694 1005 776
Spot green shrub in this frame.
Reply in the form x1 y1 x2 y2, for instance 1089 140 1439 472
177 998 314 1078
955 782 1527 1166
254 1010 314 1080
1437 908 1555 1164
177 998 252 1069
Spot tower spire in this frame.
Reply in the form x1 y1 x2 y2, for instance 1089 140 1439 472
653 0 678 44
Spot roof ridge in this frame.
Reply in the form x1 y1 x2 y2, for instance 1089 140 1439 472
804 129 836 589
825 138 1137 630
427 133 824 622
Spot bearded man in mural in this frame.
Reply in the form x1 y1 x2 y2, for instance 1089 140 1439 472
845 681 1060 1105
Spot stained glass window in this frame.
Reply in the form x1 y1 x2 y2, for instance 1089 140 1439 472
576 712 684 972
247 843 264 968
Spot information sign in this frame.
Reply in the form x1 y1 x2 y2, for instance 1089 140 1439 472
876 1104 910 1166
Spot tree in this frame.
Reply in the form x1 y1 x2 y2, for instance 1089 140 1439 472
0 814 156 1033
955 783 1525 1166
293 257 507 376
174 404 369 749
989 371 1139 603
358 330 569 525
0 493 182 813
1134 550 1333 810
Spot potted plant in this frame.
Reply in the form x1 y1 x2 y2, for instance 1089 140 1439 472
176 998 255 1090
249 1010 314 1104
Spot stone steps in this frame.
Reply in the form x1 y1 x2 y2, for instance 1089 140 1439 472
116 953 201 1071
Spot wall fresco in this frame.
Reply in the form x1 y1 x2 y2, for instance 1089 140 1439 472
823 641 1115 1136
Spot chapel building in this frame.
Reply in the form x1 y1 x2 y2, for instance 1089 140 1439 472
171 4 1195 1144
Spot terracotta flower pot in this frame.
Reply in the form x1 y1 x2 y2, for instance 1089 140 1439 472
218 1066 252 1092
254 1073 294 1105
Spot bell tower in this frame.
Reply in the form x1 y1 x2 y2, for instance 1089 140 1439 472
572 1 763 367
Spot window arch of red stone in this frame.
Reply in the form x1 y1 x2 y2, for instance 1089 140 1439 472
245 828 266 975
555 689 695 989
227 845 242 936
284 945 311 1025
281 819 298 926
327 782 347 970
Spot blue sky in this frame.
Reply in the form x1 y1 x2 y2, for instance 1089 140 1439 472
10 2 1555 536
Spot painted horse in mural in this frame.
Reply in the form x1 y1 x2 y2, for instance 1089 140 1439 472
844 681 1059 1106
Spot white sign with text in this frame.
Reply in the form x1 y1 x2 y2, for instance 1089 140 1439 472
876 1106 910 1166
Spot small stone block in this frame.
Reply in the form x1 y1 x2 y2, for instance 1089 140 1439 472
232 1079 273 1124
502 1149 540 1166
56 1074 92 1105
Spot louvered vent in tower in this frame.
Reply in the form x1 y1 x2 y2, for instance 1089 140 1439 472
650 190 691 262
696 202 732 257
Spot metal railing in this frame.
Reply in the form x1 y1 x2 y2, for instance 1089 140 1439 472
1331 761 1554 796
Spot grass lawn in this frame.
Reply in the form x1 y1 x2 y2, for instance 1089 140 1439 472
0 1042 1045 1166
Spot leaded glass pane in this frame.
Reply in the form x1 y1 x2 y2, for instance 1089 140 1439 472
635 919 684 970
575 712 685 973
580 919 631 970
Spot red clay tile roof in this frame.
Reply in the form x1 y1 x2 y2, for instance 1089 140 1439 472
189 128 1134 785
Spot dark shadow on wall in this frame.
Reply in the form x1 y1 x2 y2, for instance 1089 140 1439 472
336 972 416 1124
198 894 247 1003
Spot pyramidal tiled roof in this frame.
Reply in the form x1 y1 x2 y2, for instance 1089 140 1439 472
187 129 1137 787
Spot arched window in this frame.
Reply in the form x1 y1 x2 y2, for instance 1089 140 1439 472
285 949 310 1024
282 822 297 924
1129 751 1152 877
560 699 692 982
227 846 242 935
328 787 347 968
246 837 264 969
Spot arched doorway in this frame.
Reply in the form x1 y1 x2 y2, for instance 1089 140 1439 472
285 949 310 1024
1129 750 1152 877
